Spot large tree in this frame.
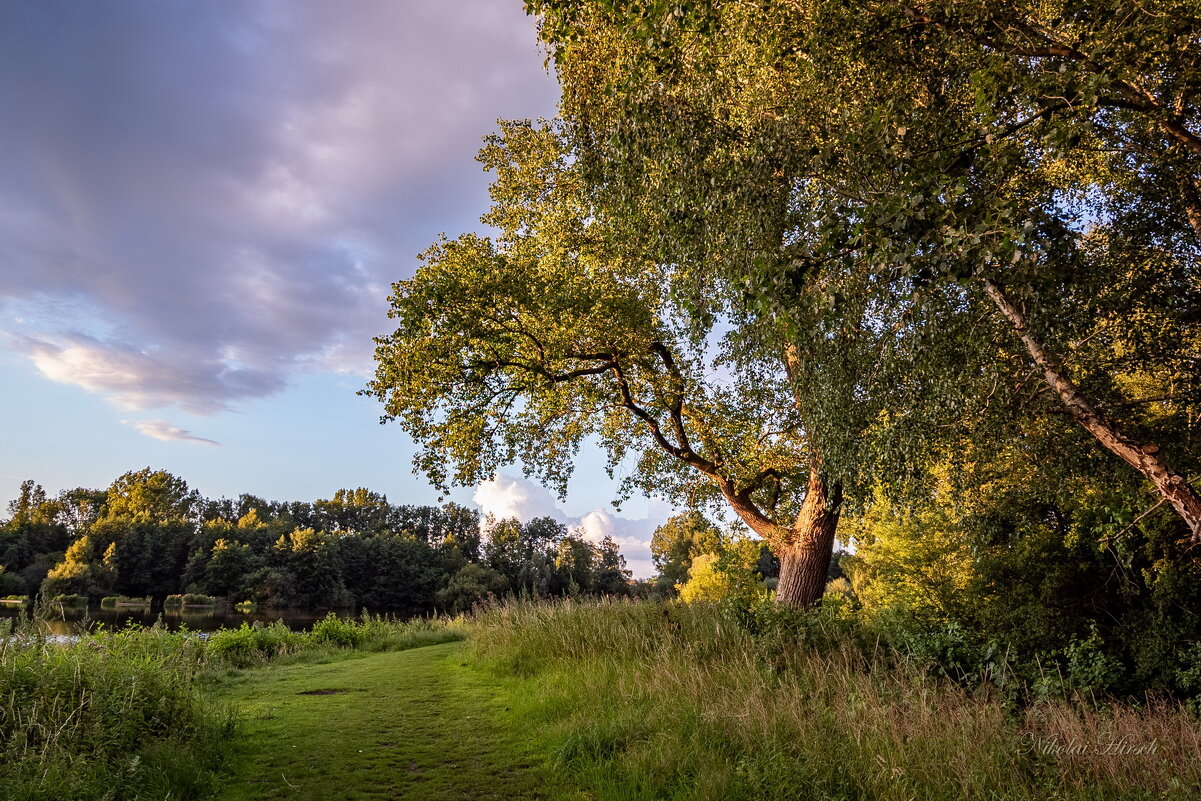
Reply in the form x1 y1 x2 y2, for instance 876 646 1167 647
367 120 841 607
528 0 1201 545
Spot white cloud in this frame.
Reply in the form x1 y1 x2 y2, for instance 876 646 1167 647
472 474 564 524
473 474 671 579
19 333 281 414
123 419 220 447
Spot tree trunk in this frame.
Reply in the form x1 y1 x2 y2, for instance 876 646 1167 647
775 465 842 608
983 279 1201 542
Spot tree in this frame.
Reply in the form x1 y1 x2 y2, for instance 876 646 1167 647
367 120 841 607
650 511 723 589
204 539 256 599
591 535 633 594
676 546 766 605
436 563 510 613
527 0 1201 546
41 535 113 598
314 488 392 534
99 468 200 524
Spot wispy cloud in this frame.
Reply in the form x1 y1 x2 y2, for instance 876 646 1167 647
19 333 282 414
122 419 221 447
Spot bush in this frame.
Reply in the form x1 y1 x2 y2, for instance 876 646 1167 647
309 612 369 648
100 595 151 608
206 621 303 667
469 598 1201 801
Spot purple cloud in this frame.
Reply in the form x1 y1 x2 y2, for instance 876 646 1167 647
0 0 558 412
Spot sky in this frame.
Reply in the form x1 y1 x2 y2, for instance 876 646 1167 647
0 0 668 577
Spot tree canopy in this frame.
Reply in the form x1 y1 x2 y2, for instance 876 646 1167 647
526 0 1201 544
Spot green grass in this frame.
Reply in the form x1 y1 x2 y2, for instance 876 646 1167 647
210 641 577 801
0 625 234 801
0 612 467 801
468 598 1201 801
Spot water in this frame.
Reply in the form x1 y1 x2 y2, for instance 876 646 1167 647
0 602 357 637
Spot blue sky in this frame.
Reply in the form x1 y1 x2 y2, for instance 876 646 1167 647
0 1 666 575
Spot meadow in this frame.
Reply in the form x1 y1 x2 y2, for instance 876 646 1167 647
2 598 1199 800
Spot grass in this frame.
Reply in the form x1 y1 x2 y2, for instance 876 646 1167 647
0 624 234 801
209 641 576 801
468 598 1201 801
8 597 1197 800
0 612 467 801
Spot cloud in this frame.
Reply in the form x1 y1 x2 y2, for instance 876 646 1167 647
0 1 558 413
19 333 282 413
473 474 671 579
472 474 565 524
122 419 221 447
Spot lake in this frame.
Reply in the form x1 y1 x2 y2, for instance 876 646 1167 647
0 601 359 637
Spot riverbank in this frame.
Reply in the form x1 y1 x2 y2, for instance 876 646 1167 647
0 613 464 800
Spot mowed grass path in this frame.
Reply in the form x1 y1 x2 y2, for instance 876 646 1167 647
211 642 577 801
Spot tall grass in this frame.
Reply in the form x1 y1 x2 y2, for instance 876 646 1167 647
0 620 232 801
0 610 465 800
469 598 1201 801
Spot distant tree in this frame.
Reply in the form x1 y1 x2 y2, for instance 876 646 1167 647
650 512 723 590
99 468 200 524
436 563 510 614
6 481 50 526
314 488 392 534
591 535 632 594
273 529 352 609
204 539 256 599
40 535 113 598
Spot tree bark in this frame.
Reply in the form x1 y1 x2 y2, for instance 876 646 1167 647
982 279 1201 542
775 464 842 608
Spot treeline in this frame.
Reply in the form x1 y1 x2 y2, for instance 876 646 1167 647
0 469 631 614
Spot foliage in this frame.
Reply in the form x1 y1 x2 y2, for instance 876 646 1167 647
0 621 233 801
2 472 634 614
841 485 976 620
649 511 722 589
437 562 511 614
364 118 830 571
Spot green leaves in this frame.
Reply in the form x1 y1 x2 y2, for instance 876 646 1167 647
368 121 812 526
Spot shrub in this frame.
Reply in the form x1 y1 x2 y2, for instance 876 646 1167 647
206 621 302 666
100 595 152 608
309 612 369 648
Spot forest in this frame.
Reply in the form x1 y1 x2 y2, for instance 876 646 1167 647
0 470 632 614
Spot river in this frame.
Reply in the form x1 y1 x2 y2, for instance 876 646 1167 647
0 601 359 636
